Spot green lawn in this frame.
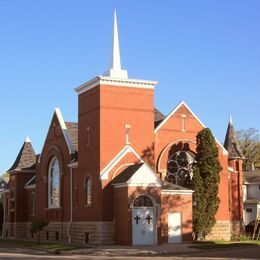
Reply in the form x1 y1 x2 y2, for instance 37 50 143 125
191 240 260 249
0 238 83 253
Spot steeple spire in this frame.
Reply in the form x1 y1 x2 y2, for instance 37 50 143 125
103 9 128 79
224 116 244 160
25 136 31 143
229 114 233 124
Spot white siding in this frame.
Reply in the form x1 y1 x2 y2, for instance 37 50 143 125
243 185 247 201
247 184 260 200
244 205 257 225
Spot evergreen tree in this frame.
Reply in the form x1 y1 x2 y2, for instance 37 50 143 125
192 128 222 239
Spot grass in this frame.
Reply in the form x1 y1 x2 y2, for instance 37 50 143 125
190 240 260 249
0 238 83 253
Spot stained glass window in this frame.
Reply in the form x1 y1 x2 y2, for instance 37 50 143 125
48 157 60 208
166 150 194 187
133 195 153 207
84 177 92 206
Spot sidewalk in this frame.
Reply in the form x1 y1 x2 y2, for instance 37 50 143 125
66 243 201 256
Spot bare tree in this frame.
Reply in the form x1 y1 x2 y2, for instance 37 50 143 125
236 128 260 171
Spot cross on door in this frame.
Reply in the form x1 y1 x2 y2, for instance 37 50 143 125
134 215 140 224
146 215 152 224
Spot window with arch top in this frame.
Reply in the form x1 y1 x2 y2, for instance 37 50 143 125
48 157 60 208
133 195 153 207
84 177 92 206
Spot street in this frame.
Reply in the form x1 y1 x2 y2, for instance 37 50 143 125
0 241 259 259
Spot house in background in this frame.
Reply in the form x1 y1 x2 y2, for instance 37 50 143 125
243 170 260 225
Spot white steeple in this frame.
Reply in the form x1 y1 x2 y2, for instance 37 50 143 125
25 136 31 143
103 9 128 79
229 114 233 124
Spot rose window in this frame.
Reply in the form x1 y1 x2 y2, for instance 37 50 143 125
166 150 194 187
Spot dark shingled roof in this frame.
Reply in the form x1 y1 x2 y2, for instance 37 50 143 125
244 171 260 184
112 163 144 184
224 121 244 159
8 140 36 173
154 108 165 128
65 122 78 152
161 180 191 191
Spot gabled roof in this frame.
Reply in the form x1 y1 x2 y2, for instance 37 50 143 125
100 145 144 180
112 163 162 187
155 101 228 155
54 108 76 155
8 137 36 173
154 108 165 128
112 163 144 184
65 122 78 152
224 117 244 160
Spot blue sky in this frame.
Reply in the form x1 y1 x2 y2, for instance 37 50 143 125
0 1 259 174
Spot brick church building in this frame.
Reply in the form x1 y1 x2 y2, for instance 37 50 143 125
1 11 244 245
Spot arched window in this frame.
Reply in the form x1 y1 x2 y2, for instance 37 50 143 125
84 177 92 206
133 195 153 207
48 157 60 208
166 150 194 187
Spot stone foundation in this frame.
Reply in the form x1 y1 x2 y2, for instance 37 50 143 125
3 221 115 245
206 220 231 241
231 221 244 237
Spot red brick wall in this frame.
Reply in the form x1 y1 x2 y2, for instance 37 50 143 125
114 186 129 245
155 103 232 222
161 194 193 242
229 159 243 221
36 114 72 223
100 85 155 170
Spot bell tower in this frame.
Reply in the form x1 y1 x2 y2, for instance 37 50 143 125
75 10 158 179
224 115 245 234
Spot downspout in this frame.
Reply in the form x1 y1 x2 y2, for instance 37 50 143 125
67 166 73 243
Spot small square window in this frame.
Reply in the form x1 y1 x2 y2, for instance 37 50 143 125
246 208 253 213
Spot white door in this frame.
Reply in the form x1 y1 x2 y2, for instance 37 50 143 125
132 207 155 245
168 212 182 243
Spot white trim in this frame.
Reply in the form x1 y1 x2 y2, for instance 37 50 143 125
161 190 193 195
41 108 76 155
25 136 31 143
24 175 36 187
100 145 144 180
244 182 260 185
228 166 234 173
112 163 162 188
68 162 78 168
154 101 228 155
24 184 36 190
55 108 75 154
75 76 157 95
